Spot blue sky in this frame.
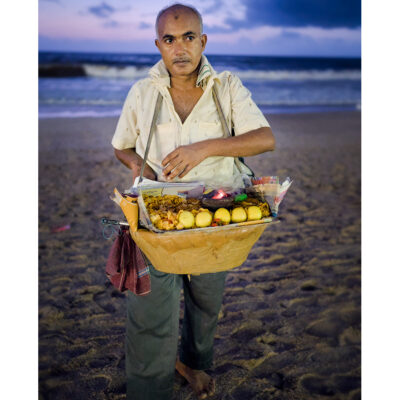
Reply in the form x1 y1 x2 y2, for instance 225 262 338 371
39 0 361 57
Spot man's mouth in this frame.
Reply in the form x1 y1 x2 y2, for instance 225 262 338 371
173 58 191 64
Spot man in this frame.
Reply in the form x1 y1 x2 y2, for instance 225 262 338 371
112 4 275 399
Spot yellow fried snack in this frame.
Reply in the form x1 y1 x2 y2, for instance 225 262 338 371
214 208 231 225
178 210 195 229
195 209 213 227
247 206 262 221
231 207 247 223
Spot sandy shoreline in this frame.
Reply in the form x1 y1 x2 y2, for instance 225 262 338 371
39 111 361 399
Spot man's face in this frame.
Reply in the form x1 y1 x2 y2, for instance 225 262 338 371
155 10 207 78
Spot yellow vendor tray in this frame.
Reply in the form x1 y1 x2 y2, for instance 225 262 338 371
113 187 278 274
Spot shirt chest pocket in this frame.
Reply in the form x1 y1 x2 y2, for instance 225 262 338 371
192 121 224 143
152 122 177 161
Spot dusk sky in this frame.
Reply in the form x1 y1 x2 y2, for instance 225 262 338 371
39 0 361 57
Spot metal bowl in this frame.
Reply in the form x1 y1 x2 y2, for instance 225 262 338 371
201 197 234 211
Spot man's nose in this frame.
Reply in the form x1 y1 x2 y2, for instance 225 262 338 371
174 39 187 55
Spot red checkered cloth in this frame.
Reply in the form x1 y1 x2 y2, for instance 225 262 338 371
106 229 151 295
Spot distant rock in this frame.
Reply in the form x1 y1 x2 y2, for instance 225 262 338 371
39 64 86 77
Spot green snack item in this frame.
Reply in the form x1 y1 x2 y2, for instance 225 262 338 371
234 193 247 202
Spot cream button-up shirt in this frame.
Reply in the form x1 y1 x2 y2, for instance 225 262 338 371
112 56 270 189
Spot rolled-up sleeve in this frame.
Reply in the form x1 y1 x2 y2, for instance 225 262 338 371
230 74 270 136
111 87 139 150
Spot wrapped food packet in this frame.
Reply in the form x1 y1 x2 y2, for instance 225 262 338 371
246 176 293 217
111 188 139 231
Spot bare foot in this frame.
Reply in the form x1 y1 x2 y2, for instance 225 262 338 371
175 358 216 399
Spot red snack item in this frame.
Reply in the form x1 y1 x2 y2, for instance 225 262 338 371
251 176 279 185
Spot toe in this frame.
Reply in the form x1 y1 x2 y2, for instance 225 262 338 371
208 378 216 395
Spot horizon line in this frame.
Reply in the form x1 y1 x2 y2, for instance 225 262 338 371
38 49 361 60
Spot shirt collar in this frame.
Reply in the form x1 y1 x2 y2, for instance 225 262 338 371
149 55 219 89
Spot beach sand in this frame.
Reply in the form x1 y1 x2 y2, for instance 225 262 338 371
39 111 361 399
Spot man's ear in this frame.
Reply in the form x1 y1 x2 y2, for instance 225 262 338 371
155 39 160 51
201 34 207 50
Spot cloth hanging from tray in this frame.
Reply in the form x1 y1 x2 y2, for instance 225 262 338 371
106 229 151 295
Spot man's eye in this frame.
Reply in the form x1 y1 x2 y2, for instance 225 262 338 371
186 36 195 41
164 38 173 44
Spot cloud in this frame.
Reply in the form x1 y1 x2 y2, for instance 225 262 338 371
203 24 231 33
230 0 361 29
139 22 152 29
202 0 224 15
201 0 360 55
208 25 283 44
287 26 361 41
88 2 115 19
103 20 119 28
207 23 360 46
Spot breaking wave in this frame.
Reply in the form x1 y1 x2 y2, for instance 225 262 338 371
82 64 150 79
40 63 360 81
235 69 360 81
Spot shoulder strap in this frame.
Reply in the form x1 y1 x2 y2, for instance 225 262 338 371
138 92 163 183
211 86 231 138
212 86 249 174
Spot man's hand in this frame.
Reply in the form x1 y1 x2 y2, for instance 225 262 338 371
132 165 156 182
162 143 207 180
114 148 157 183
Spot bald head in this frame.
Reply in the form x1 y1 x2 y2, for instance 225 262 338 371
155 3 203 38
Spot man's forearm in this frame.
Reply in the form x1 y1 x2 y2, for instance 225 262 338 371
114 148 156 179
197 127 275 158
161 127 275 180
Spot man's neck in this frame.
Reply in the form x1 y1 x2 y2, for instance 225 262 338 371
170 74 198 91
169 61 201 91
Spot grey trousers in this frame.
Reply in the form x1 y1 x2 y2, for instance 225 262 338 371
126 264 228 400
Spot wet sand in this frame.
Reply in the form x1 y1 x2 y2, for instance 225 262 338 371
39 111 361 399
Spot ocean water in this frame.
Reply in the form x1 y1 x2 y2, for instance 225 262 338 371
39 52 361 118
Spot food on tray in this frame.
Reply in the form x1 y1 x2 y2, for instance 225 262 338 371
214 208 231 225
142 194 271 230
177 210 195 229
251 176 278 185
259 202 271 218
149 210 177 231
246 176 293 216
195 209 213 227
231 207 247 223
247 206 262 221
144 194 201 213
